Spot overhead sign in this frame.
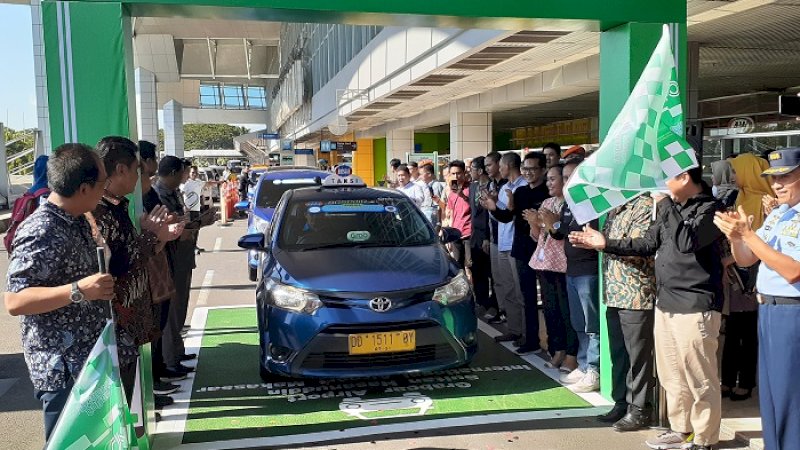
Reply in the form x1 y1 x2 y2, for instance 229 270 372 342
727 117 755 135
322 141 357 153
259 132 280 140
320 140 332 153
281 140 293 151
295 148 314 155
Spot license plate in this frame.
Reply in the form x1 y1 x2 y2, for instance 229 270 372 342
348 330 416 355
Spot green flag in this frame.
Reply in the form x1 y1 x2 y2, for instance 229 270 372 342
45 321 141 450
564 25 698 224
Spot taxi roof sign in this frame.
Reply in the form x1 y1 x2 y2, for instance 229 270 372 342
322 174 366 187
335 164 353 177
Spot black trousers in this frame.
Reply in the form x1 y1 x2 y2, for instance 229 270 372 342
606 307 655 410
722 310 758 390
515 258 540 350
470 244 494 310
537 270 577 355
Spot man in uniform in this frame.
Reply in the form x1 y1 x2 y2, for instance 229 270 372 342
714 147 800 450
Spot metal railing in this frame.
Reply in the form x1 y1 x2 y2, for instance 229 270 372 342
1 123 41 209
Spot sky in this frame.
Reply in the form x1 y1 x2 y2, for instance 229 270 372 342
0 4 36 131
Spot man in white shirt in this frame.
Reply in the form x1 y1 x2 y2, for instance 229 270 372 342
395 164 427 207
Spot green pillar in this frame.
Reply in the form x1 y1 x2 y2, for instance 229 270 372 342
41 1 152 443
42 1 136 146
597 22 685 401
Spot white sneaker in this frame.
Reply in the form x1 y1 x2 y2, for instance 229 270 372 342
559 368 585 384
570 369 600 393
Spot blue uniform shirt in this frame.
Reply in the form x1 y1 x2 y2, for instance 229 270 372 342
756 203 800 296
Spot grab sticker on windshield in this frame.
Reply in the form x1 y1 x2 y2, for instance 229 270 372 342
384 205 397 213
347 231 371 242
308 206 322 214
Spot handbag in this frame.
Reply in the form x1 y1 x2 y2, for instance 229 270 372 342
147 249 175 304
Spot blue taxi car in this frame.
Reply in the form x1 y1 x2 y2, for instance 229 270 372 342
236 167 330 280
238 174 477 380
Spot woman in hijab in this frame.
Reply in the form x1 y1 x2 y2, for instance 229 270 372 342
711 160 738 208
730 153 775 230
27 155 49 194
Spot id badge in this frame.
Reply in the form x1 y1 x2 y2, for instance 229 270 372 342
537 248 545 261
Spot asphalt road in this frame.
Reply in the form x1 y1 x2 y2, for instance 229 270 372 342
0 217 749 450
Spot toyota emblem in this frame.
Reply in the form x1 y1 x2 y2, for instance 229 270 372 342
369 297 392 312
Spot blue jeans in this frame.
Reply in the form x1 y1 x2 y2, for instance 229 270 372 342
566 274 600 372
35 379 74 440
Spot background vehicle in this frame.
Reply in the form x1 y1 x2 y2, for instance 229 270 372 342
235 168 330 281
238 177 477 380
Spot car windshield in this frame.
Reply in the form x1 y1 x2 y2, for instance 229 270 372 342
256 178 321 208
278 197 436 251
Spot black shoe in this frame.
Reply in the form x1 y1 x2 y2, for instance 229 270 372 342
688 445 714 450
494 333 520 343
488 313 507 324
160 368 188 382
515 344 543 355
729 389 752 401
613 406 651 432
597 403 628 423
155 395 174 408
155 412 162 422
167 363 195 374
512 338 525 347
180 353 197 361
153 381 180 395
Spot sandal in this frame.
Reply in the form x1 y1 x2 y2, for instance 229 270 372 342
544 350 566 369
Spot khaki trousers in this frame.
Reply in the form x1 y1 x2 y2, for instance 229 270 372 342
655 308 722 446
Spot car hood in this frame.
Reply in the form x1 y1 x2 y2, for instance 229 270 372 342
273 245 452 293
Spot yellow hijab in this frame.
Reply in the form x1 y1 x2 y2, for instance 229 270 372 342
730 153 775 230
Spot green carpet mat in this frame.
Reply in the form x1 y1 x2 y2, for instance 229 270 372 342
182 307 590 444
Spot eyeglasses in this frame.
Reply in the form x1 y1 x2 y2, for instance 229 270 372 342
521 166 542 172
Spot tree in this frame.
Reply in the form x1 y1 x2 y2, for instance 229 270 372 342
156 124 248 154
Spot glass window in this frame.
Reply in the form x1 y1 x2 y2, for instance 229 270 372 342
256 178 322 209
246 86 267 109
222 85 245 109
199 83 221 108
278 197 435 251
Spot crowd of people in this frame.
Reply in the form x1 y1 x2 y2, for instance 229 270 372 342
387 144 800 450
4 138 217 439
3 136 800 450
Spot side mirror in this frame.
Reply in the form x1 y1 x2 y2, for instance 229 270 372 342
238 233 265 250
439 227 462 244
234 200 250 211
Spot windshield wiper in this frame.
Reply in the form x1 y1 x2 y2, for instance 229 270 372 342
298 242 392 251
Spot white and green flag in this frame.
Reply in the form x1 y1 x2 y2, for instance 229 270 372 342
45 321 141 450
564 25 698 224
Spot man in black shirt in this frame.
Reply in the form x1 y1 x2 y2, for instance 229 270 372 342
468 157 497 318
484 152 507 323
570 166 724 450
485 152 550 354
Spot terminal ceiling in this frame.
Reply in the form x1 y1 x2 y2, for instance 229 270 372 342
125 0 800 131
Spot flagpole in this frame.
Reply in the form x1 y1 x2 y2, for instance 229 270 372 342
96 247 116 323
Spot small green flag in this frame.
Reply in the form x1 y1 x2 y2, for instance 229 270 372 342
564 25 698 224
45 321 141 450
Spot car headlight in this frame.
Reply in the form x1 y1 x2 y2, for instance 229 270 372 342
432 271 471 305
266 279 322 314
252 215 270 234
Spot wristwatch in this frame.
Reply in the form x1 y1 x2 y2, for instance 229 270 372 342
552 222 561 231
70 282 85 304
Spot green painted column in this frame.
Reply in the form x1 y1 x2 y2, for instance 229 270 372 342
597 22 686 402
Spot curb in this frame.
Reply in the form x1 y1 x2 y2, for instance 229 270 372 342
721 420 763 450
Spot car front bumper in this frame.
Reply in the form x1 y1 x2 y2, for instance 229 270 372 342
259 294 477 378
